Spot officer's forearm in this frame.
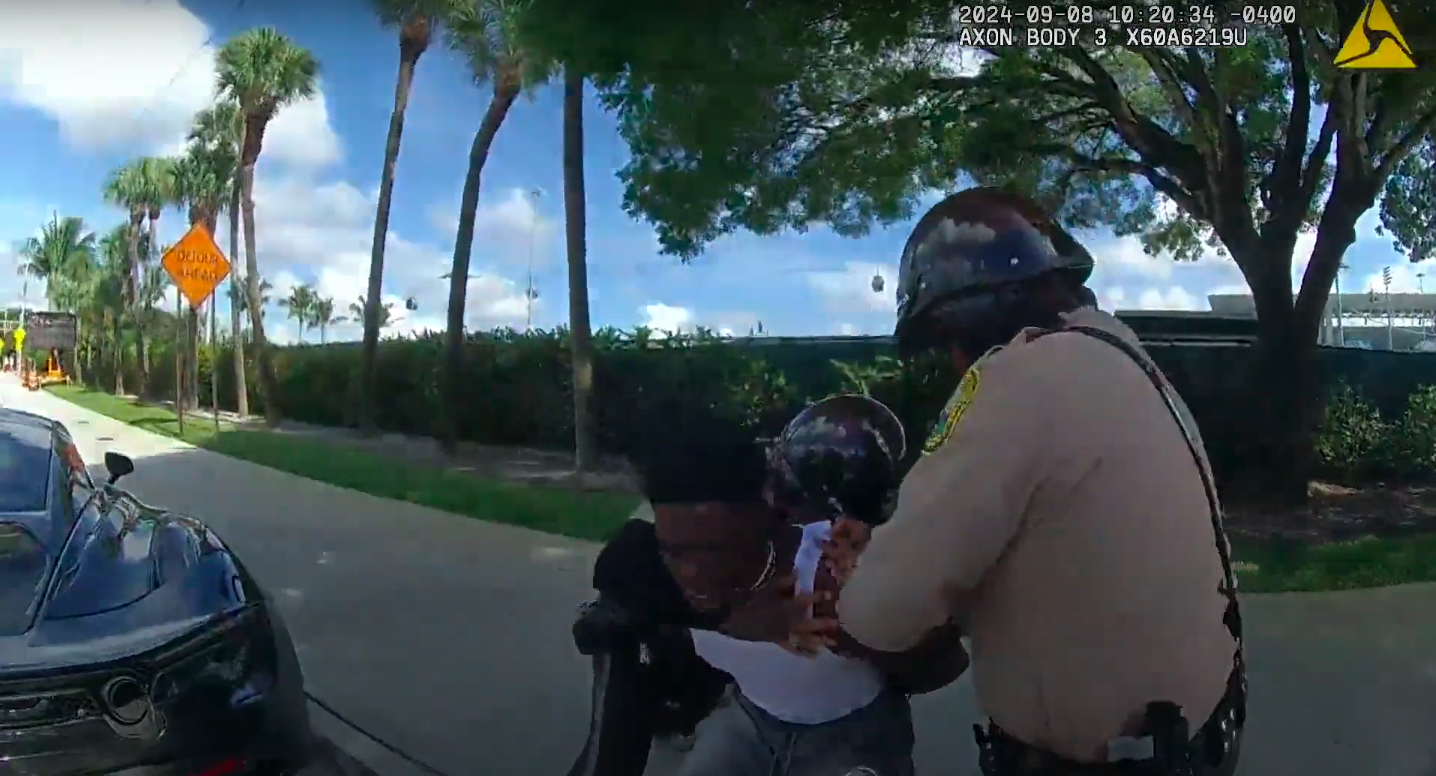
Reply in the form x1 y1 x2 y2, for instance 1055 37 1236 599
830 622 969 692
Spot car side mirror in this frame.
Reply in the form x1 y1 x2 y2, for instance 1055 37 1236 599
104 452 135 484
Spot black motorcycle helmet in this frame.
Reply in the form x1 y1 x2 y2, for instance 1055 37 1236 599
894 187 1095 357
766 394 907 526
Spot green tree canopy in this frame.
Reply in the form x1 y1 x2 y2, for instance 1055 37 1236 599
521 0 1436 499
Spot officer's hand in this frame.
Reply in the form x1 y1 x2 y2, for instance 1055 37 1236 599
781 614 840 657
822 517 871 586
722 573 835 655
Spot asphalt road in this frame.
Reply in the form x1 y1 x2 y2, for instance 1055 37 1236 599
6 379 1436 776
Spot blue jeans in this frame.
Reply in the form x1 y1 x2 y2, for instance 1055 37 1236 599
676 687 915 776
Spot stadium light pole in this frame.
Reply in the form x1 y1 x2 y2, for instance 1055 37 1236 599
1334 262 1347 347
1383 266 1394 351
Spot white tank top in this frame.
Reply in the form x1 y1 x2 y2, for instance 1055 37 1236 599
690 521 885 724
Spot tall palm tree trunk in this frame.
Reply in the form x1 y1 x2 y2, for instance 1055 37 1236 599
240 117 282 426
360 21 427 434
123 217 143 396
144 214 162 396
563 68 595 473
228 182 249 416
438 80 520 454
186 214 217 411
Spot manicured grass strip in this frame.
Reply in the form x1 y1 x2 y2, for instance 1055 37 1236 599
46 385 640 542
44 385 1436 591
1230 533 1436 593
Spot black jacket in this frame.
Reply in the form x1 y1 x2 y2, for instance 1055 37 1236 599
567 520 729 776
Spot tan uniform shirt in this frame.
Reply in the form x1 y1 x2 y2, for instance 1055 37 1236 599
838 307 1237 762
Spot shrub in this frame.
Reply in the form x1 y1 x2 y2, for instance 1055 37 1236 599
75 324 1436 487
1313 382 1390 482
1390 385 1436 479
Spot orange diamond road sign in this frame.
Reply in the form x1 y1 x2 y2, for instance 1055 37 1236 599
161 225 232 308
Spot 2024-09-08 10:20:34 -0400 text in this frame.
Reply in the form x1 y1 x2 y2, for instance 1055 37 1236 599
951 4 1272 47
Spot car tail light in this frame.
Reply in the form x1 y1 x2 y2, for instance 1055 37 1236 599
189 757 245 776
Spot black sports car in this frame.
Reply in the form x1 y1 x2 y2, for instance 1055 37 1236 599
0 408 312 775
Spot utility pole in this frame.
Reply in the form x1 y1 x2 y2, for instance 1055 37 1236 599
1334 262 1347 346
1383 266 1394 351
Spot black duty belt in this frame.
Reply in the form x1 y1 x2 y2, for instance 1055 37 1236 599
973 325 1246 776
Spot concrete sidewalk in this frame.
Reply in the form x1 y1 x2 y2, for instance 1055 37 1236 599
9 378 1436 776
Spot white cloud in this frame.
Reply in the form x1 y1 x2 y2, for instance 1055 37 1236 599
640 303 693 337
1358 263 1430 295
1137 286 1202 310
710 310 760 336
1095 286 1127 312
426 188 558 268
836 322 858 336
261 90 342 169
806 262 897 313
0 0 339 167
247 171 531 344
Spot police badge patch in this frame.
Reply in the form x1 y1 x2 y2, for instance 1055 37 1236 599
923 367 981 454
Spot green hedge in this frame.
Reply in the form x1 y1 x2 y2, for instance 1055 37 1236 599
87 327 1436 487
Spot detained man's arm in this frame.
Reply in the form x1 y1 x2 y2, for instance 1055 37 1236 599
837 349 1055 652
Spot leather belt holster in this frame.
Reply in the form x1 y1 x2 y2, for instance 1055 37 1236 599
974 666 1245 776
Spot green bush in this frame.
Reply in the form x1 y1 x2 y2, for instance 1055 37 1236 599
1313 383 1390 481
1314 381 1436 483
75 323 1436 486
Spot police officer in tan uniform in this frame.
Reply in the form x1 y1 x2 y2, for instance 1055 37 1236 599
831 188 1246 776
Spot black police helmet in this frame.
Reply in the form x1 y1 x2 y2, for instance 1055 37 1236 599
894 188 1094 356
766 394 907 526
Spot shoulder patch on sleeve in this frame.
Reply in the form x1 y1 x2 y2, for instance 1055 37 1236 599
923 365 982 454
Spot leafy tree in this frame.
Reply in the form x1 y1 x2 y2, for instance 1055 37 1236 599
1379 136 1435 263
216 27 320 425
363 0 468 433
522 0 1436 501
437 0 552 454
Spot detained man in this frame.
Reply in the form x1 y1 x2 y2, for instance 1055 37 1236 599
567 396 967 776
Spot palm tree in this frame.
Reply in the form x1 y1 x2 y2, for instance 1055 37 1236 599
190 99 249 415
102 163 147 395
17 215 98 382
171 147 232 409
230 276 274 323
278 284 317 342
312 296 343 344
216 28 320 426
437 0 551 453
87 226 132 389
132 156 175 397
361 0 464 433
561 67 595 473
16 215 97 310
350 296 393 329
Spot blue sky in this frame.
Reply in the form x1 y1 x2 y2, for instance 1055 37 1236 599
0 0 1420 343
